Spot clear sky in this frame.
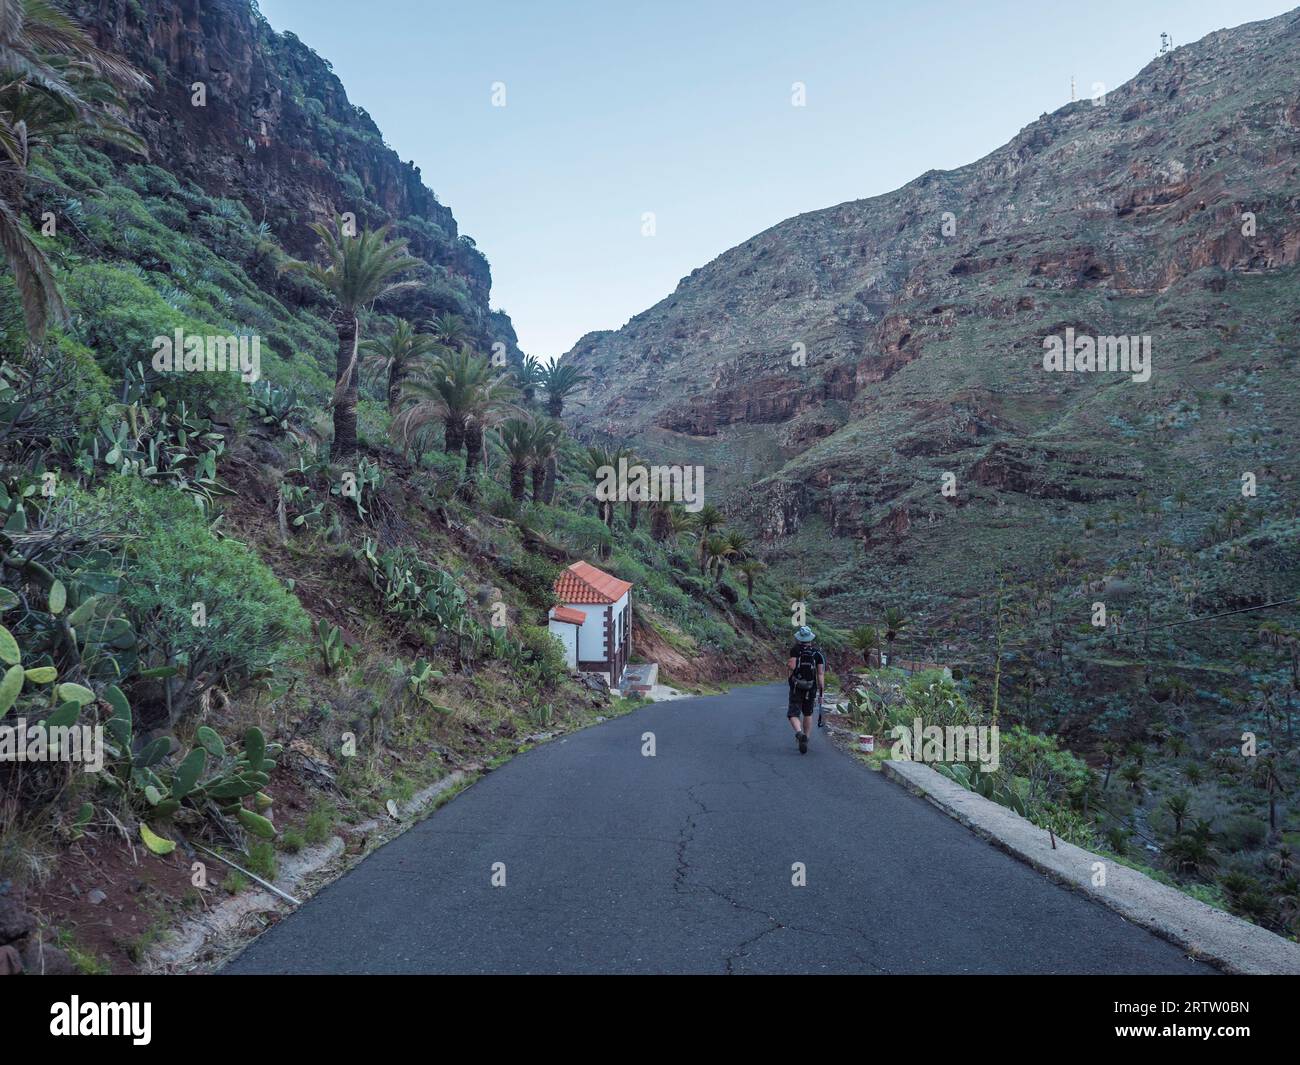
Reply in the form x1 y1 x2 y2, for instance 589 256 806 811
255 0 1294 361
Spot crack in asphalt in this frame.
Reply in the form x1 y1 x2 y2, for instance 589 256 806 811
672 782 710 895
672 780 892 974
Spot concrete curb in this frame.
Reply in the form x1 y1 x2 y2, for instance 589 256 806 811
145 770 473 973
882 759 1300 975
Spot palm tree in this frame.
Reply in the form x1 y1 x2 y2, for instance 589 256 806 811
1120 761 1145 797
462 374 517 476
648 499 674 542
540 362 590 418
1250 754 1287 836
1101 740 1120 790
618 447 643 531
1265 845 1295 880
514 354 545 404
394 348 517 482
882 607 909 660
394 348 474 456
528 418 565 502
702 535 732 580
1105 825 1131 856
1164 834 1218 877
695 504 725 536
497 416 534 502
735 559 766 598
581 444 617 553
1259 622 1300 690
283 217 422 456
360 319 439 413
428 311 472 354
1163 792 1191 836
1 0 149 341
664 506 695 547
693 504 725 572
848 625 880 666
1274 878 1300 937
723 530 749 560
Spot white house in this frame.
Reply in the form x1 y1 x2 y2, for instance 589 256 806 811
547 605 585 671
547 561 632 685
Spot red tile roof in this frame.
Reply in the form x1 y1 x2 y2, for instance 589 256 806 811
550 605 587 625
554 561 633 605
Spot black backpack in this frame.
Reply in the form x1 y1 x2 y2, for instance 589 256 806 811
791 646 820 692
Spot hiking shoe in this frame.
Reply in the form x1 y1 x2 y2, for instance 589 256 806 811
798 732 808 754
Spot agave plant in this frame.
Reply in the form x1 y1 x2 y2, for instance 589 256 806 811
248 379 307 439
88 373 233 513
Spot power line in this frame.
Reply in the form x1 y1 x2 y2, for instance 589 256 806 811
1127 597 1300 635
1072 596 1300 645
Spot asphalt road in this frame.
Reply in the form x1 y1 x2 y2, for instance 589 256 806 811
225 684 1210 974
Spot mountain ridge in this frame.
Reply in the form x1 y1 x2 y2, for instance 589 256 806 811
559 7 1300 575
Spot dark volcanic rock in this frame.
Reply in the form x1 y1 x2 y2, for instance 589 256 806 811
71 0 517 352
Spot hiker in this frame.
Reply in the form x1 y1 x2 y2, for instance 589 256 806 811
787 626 826 754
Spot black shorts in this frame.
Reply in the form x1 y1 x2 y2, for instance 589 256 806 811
787 682 818 717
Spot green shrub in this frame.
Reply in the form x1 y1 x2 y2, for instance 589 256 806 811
303 802 335 845
899 670 982 728
547 509 611 556
497 551 559 611
244 839 277 881
516 623 568 686
418 450 464 498
998 725 1094 806
1217 814 1268 851
68 478 309 715
61 263 248 416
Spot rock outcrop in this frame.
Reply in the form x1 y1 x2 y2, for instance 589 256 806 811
73 0 513 350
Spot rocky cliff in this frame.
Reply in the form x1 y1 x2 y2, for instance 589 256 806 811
560 10 1300 658
72 0 513 351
